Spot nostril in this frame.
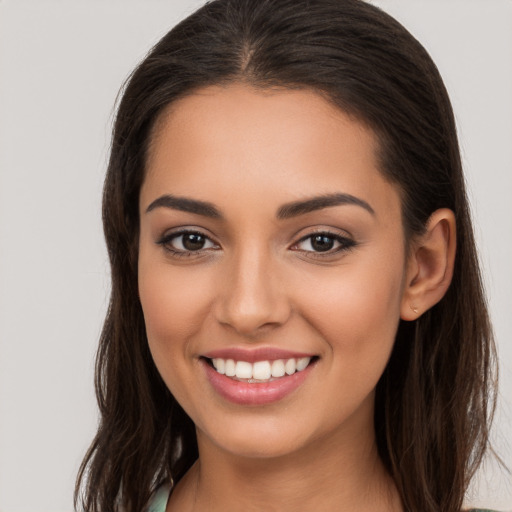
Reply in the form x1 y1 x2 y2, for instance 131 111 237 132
214 295 292 336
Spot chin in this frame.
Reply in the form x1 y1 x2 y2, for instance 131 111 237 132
197 415 316 460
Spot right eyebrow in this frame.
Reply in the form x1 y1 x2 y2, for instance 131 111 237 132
145 194 223 219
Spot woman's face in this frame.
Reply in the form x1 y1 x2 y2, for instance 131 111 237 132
138 84 410 459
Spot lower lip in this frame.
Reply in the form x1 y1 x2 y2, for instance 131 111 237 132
202 359 315 406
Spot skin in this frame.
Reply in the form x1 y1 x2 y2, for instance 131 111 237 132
138 84 456 511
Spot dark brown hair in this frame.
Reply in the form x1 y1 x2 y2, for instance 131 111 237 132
75 1 497 511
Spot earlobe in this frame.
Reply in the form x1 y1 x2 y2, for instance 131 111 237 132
400 208 456 321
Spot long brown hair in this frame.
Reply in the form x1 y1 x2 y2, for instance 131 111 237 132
75 1 497 510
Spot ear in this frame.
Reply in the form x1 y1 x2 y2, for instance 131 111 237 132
400 208 456 321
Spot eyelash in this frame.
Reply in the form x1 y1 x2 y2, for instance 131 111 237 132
156 229 356 258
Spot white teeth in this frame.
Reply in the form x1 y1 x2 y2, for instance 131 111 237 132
285 358 296 375
252 361 271 380
235 361 253 379
271 359 285 378
296 357 310 371
212 358 225 374
225 359 236 377
210 356 312 380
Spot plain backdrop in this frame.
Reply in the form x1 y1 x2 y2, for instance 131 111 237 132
0 1 511 511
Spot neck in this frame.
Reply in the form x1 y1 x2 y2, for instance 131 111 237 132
198 440 397 511
169 411 402 512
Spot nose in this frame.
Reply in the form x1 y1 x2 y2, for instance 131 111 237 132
214 245 291 337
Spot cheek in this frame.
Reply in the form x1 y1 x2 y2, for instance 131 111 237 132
139 252 209 336
137 260 217 410
137 252 215 378
298 253 405 368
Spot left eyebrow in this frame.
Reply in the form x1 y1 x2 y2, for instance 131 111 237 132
276 193 375 219
145 194 222 218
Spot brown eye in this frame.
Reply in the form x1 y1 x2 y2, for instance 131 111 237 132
293 232 356 255
182 233 207 251
158 230 218 253
310 235 335 252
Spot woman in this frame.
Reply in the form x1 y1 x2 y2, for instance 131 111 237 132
75 0 497 511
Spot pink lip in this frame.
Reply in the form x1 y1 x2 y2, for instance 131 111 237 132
202 347 315 363
201 358 316 406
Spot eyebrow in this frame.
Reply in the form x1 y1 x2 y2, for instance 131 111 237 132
145 194 222 218
276 193 375 219
145 192 374 219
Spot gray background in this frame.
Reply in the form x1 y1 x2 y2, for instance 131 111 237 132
0 1 510 510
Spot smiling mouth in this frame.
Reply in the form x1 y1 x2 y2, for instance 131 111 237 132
204 356 317 383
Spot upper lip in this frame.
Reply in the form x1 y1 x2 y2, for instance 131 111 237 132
202 347 316 363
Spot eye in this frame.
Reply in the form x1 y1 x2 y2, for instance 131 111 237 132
292 232 355 254
157 230 218 254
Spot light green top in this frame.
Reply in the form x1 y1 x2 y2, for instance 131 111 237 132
146 484 172 512
145 485 499 512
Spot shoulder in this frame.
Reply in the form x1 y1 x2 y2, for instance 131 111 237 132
145 483 172 512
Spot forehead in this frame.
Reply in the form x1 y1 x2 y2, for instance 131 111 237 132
142 84 400 218
148 83 376 168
